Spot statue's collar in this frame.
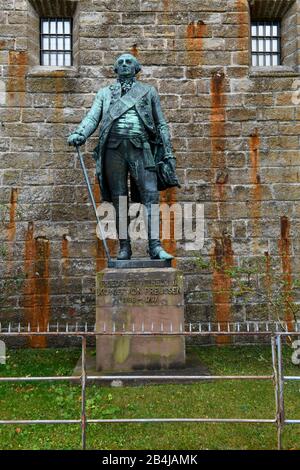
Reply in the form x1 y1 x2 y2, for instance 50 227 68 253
117 76 136 86
110 80 146 99
111 79 136 92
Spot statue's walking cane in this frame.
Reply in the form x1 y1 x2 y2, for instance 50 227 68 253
75 144 112 264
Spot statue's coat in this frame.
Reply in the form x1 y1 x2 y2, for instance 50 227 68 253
75 81 176 202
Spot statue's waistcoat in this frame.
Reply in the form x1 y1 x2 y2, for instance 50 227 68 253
100 81 156 137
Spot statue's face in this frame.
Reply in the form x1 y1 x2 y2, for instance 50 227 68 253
115 54 136 78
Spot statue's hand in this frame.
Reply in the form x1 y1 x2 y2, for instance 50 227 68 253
161 154 181 188
68 132 86 147
164 154 176 171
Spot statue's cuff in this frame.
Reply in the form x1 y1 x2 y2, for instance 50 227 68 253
164 153 176 160
73 129 85 139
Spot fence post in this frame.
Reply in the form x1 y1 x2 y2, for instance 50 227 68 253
276 335 285 450
81 336 87 450
271 336 280 449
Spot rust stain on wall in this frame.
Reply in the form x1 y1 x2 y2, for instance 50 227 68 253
249 129 262 251
185 20 207 66
33 237 50 348
163 0 172 19
215 169 229 203
96 238 117 272
278 216 294 329
210 70 227 203
264 251 272 317
23 223 51 347
7 51 28 107
130 44 139 58
93 175 101 205
6 188 18 273
249 129 260 183
235 0 249 63
7 188 18 242
162 0 173 31
23 222 36 345
212 234 234 344
61 234 69 271
96 238 106 272
210 71 232 334
264 251 271 290
160 187 177 267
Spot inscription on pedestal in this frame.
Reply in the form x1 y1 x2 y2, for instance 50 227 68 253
96 268 185 371
97 276 183 305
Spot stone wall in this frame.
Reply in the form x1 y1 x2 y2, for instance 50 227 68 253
0 0 299 343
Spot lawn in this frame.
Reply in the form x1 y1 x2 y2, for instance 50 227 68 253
0 344 299 450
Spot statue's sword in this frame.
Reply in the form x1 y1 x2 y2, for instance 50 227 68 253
75 144 112 263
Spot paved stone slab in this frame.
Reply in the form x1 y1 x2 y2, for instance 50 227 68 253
74 348 210 386
107 258 172 269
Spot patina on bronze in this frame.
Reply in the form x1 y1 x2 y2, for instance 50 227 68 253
68 53 180 261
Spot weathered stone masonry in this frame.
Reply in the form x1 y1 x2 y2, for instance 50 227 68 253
0 0 299 343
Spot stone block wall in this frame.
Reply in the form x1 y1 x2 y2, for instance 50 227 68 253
0 0 299 343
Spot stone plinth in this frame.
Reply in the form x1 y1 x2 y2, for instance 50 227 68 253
96 268 185 371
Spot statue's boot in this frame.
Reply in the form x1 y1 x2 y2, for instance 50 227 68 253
112 196 132 260
144 194 174 261
117 239 132 260
149 241 174 260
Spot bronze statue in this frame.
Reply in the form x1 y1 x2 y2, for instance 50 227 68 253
68 53 180 261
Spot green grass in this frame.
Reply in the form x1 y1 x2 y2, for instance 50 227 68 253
0 344 299 450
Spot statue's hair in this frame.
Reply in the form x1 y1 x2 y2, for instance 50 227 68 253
113 53 141 75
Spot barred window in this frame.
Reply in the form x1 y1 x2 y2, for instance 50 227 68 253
251 21 281 67
40 18 73 66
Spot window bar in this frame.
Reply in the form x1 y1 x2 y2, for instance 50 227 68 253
40 18 43 65
278 21 281 65
263 21 265 66
271 20 273 66
54 18 58 65
256 25 258 66
63 18 65 67
263 22 267 67
47 21 49 65
70 22 72 66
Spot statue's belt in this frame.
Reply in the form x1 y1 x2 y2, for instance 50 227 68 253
108 132 156 170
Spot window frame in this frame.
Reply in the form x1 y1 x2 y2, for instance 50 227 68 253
40 17 73 67
251 20 281 67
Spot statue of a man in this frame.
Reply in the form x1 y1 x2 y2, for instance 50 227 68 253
68 53 180 261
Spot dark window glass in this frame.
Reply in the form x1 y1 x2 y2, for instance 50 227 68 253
251 21 281 66
40 18 73 66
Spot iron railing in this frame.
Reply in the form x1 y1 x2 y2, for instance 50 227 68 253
0 322 299 450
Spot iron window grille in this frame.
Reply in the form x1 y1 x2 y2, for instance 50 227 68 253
251 21 281 67
40 18 73 66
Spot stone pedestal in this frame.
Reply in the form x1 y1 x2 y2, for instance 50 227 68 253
96 267 185 371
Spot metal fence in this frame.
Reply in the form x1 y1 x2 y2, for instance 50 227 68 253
0 321 299 450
